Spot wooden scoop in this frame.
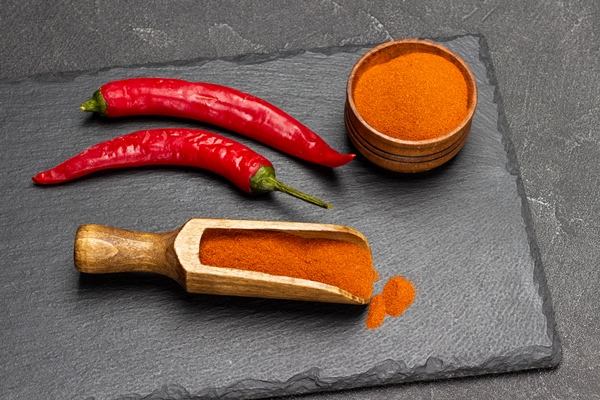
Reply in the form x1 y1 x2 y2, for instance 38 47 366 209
74 219 372 305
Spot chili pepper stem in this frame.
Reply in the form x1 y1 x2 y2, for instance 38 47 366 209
250 166 332 209
80 90 108 116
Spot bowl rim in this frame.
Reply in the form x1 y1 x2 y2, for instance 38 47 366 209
346 38 478 147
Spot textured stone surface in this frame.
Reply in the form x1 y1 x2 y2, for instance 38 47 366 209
0 36 559 399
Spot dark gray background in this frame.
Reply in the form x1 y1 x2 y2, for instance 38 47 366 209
1 1 598 399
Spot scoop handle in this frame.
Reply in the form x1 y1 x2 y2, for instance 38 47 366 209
74 224 182 282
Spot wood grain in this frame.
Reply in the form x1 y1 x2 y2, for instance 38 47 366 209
74 219 373 305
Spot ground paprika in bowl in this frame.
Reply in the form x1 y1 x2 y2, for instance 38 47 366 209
345 39 478 173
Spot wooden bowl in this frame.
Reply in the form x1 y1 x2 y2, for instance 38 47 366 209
345 39 478 173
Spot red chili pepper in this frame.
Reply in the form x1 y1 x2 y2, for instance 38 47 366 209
32 128 331 209
79 78 355 168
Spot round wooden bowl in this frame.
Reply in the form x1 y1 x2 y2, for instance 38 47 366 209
345 39 478 173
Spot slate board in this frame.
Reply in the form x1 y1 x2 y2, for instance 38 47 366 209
0 35 560 400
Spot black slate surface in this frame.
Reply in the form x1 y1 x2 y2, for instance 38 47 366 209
0 36 560 399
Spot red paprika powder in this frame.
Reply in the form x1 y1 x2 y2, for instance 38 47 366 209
354 51 468 141
199 229 374 299
366 275 416 329
199 228 415 330
365 294 386 329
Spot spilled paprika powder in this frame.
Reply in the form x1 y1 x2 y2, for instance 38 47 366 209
199 229 374 299
366 276 416 329
365 294 386 329
354 51 468 141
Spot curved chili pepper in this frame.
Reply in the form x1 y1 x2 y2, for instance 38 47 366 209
32 128 331 209
80 78 355 168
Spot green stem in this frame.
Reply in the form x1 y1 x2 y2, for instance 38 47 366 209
80 89 108 116
250 166 332 209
